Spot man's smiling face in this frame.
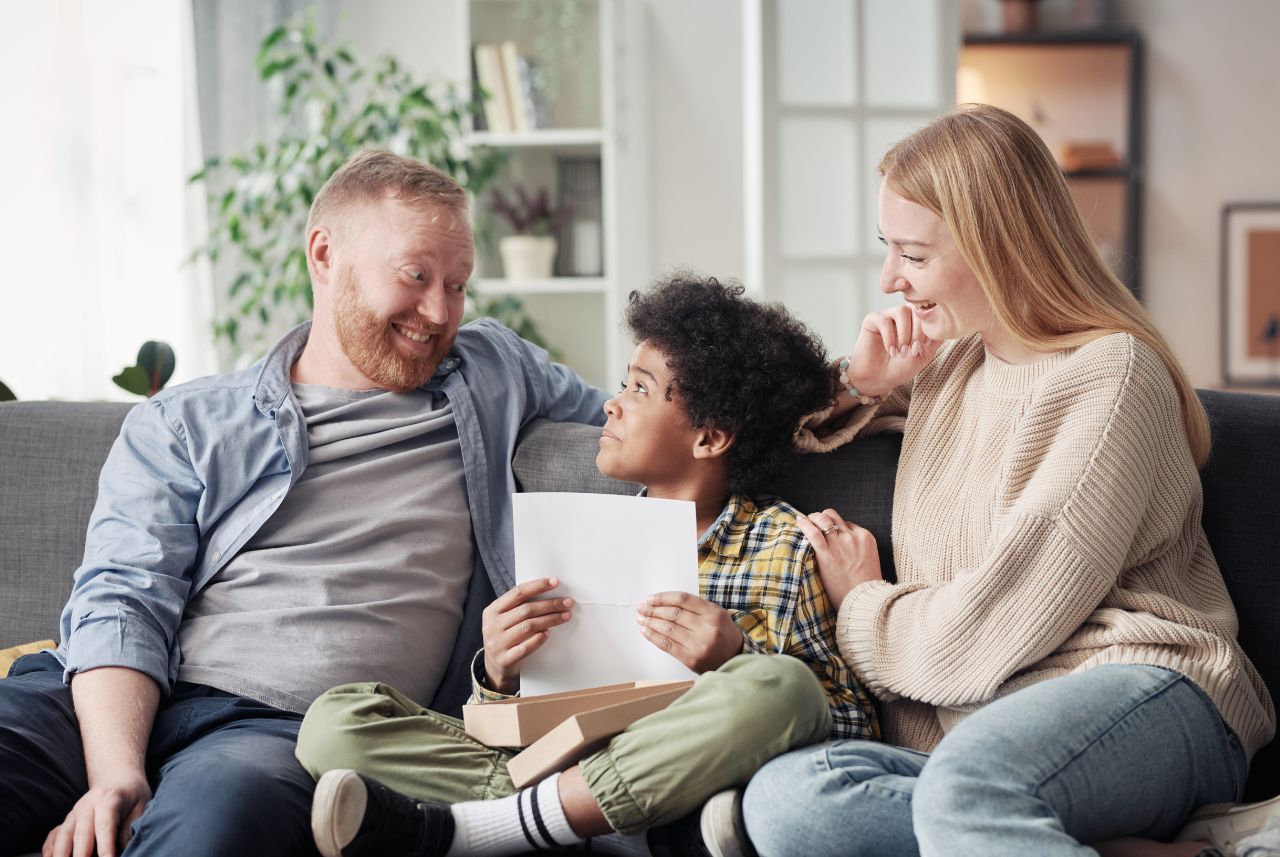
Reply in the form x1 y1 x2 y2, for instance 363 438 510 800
330 195 474 392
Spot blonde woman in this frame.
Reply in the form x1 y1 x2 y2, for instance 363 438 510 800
741 104 1275 857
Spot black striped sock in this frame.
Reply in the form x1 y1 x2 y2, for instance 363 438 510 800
447 772 586 856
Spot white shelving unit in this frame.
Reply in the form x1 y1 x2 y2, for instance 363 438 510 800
458 0 650 389
464 128 608 148
472 276 609 295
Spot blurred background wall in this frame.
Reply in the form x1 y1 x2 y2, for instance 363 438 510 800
1124 0 1280 387
1 0 1277 397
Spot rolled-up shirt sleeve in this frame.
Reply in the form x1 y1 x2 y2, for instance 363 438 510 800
58 399 203 693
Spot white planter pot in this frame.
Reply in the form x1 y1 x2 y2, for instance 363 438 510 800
499 235 558 280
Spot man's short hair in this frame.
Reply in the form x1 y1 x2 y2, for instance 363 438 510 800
306 149 470 238
624 273 836 496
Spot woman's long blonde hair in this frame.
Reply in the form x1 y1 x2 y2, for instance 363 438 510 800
880 103 1210 467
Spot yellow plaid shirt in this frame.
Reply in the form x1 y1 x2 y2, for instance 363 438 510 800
696 493 878 740
471 494 879 741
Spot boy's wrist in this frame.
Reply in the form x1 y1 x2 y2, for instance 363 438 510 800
481 653 518 695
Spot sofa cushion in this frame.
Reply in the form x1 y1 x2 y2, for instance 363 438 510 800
513 406 1278 801
1199 391 1280 801
2 396 1273 803
0 401 134 647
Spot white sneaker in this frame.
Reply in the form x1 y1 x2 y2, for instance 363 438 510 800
699 789 757 857
646 788 757 857
1174 796 1280 856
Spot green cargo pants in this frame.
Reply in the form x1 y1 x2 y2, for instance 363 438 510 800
295 654 832 835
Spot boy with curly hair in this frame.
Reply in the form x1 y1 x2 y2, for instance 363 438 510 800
296 275 878 857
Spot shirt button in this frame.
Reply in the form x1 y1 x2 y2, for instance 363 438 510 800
446 359 456 370
211 551 222 563
273 491 283 499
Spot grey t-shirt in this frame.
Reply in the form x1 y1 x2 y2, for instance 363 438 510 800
176 383 474 713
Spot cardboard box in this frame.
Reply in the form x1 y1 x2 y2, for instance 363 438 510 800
462 680 694 748
505 683 694 788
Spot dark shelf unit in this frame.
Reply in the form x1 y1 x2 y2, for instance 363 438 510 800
962 28 1144 301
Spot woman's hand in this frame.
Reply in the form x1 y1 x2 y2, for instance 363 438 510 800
797 509 884 609
637 592 743 674
481 578 574 695
845 305 940 398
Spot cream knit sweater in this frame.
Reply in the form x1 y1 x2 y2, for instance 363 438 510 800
797 333 1275 760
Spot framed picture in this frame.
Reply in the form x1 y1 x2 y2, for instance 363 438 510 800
1222 203 1280 385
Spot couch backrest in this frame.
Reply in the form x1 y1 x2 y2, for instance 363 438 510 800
0 402 134 645
1198 391 1280 800
514 391 1279 802
1 392 1275 799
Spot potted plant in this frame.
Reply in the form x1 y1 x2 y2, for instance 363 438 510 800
490 185 573 280
112 341 176 398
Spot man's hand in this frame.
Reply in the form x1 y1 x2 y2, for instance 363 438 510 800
43 775 152 857
45 666 160 857
797 508 884 609
482 577 574 695
636 592 743 674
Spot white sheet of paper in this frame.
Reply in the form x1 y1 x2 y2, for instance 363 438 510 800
513 492 700 695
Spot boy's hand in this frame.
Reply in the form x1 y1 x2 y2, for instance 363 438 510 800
482 577 574 695
636 592 742 674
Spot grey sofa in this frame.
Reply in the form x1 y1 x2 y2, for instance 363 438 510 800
1 390 1276 832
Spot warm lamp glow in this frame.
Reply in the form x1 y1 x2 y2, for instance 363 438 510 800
957 65 988 105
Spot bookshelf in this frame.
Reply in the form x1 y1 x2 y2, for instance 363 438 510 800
459 0 648 389
960 28 1145 299
472 276 608 295
465 128 608 148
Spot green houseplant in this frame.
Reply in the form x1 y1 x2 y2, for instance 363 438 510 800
195 11 556 363
113 341 176 398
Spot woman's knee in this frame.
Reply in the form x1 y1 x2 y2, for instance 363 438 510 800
743 745 834 855
744 741 922 857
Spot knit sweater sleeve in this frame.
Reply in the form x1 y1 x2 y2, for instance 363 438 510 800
836 336 1192 706
794 381 912 453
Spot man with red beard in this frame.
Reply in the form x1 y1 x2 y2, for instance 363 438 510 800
0 150 609 857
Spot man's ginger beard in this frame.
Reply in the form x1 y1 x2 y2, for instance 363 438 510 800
331 264 455 393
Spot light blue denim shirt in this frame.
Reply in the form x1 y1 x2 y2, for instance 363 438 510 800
55 318 609 695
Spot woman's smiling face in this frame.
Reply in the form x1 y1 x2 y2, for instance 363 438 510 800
877 184 991 344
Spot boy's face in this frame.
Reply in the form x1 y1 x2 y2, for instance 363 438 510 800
596 342 703 486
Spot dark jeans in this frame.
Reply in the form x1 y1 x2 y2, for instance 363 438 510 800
0 652 320 857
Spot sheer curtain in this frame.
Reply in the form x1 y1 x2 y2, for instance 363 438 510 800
0 0 216 401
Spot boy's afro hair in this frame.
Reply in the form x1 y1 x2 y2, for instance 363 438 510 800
624 272 836 496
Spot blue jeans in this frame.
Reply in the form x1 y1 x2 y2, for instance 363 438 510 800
743 665 1247 857
0 652 319 857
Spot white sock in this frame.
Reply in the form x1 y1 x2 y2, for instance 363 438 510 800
446 772 585 856
585 832 652 857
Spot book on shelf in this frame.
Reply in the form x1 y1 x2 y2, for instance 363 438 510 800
499 42 529 133
472 41 553 133
473 43 511 133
